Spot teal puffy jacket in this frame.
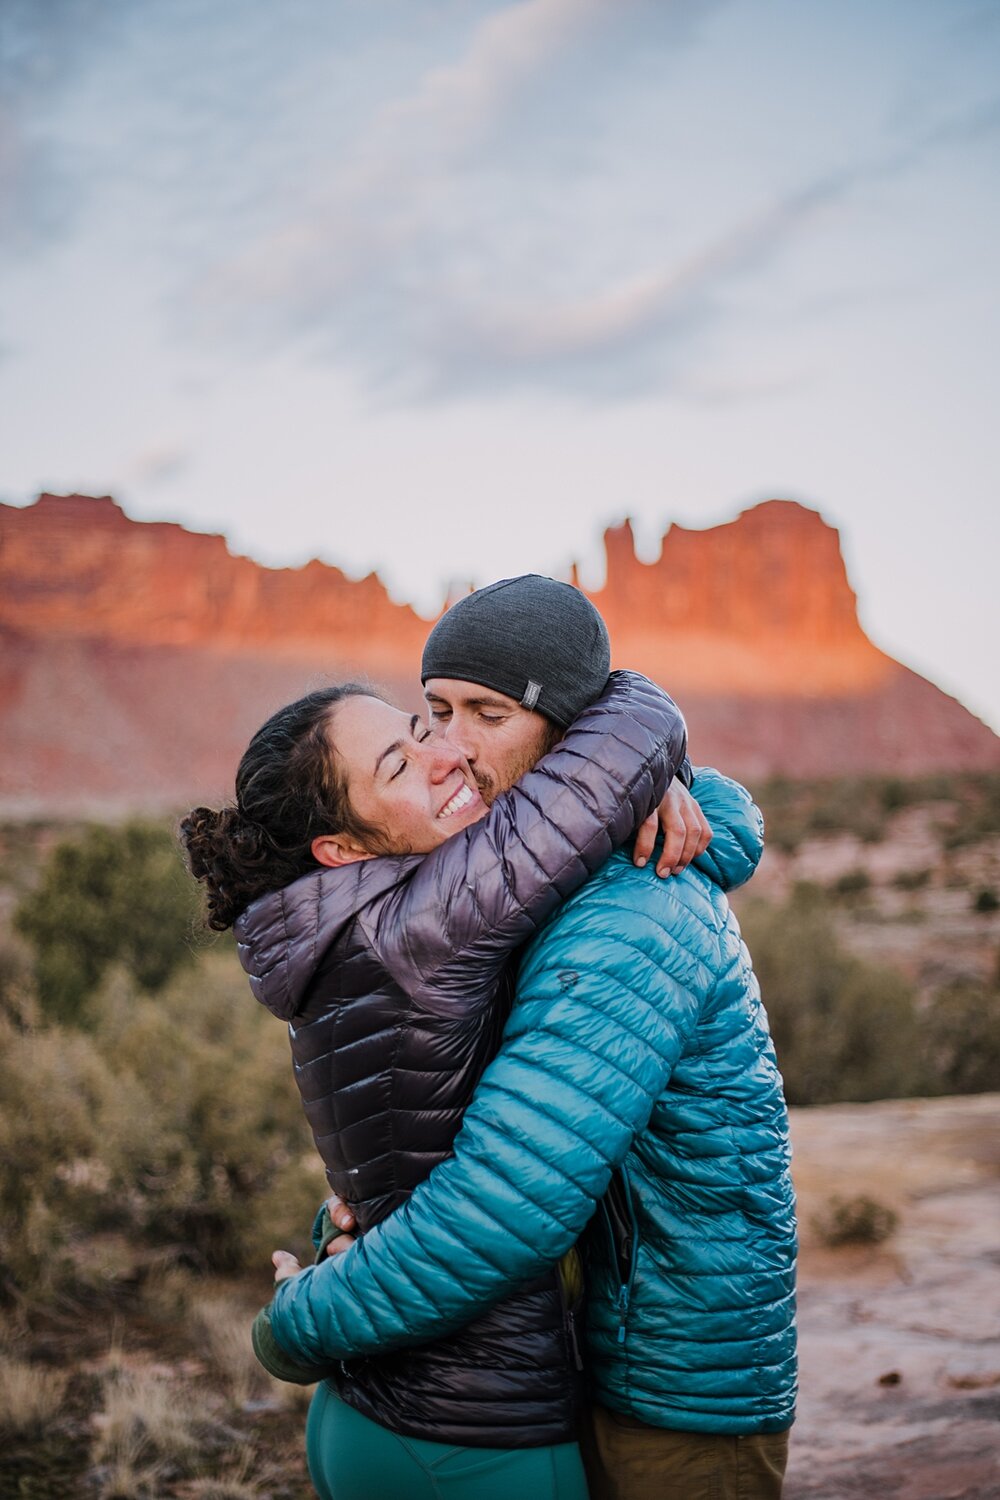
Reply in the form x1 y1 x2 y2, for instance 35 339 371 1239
268 769 797 1434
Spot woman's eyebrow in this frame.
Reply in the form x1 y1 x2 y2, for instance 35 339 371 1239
373 716 420 777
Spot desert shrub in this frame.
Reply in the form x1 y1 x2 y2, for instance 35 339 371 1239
740 885 926 1105
831 867 871 900
92 957 325 1272
756 772 1000 855
0 1010 145 1296
892 867 931 892
919 980 1000 1095
941 773 1000 848
973 887 999 914
811 1194 898 1247
14 821 200 1026
755 777 891 851
880 778 915 814
0 930 37 1027
0 951 324 1299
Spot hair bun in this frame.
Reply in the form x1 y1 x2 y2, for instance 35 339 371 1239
180 805 269 928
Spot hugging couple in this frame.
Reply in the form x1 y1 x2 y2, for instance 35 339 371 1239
183 575 796 1500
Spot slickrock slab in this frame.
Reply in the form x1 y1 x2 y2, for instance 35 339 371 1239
786 1095 1000 1499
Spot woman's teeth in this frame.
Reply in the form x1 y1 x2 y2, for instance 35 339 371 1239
438 784 475 819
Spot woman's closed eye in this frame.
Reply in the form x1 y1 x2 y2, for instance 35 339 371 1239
390 725 433 777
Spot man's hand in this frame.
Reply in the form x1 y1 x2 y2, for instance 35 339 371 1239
272 1250 303 1284
323 1194 358 1258
633 778 712 878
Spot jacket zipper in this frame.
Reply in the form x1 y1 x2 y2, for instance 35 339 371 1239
601 1164 640 1346
566 1301 585 1371
557 1249 586 1372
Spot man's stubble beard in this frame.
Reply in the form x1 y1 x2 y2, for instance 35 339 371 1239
474 717 562 807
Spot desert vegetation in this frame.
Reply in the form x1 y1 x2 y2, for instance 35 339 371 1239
0 822 325 1498
756 769 1000 854
0 776 997 1496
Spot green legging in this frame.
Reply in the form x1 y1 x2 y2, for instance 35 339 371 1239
305 1382 589 1500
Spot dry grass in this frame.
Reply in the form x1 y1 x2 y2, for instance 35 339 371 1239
141 1262 196 1324
0 1358 69 1439
183 1483 261 1500
181 1447 261 1498
94 1366 203 1471
192 1294 268 1408
97 1453 166 1500
191 1291 316 1414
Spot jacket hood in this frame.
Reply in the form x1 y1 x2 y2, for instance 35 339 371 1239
234 855 422 1021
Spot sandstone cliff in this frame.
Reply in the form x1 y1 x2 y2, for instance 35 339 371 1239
593 501 888 695
0 492 996 813
0 492 427 672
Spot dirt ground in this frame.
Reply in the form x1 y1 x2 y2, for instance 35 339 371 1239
785 1094 1000 1500
2 1094 997 1499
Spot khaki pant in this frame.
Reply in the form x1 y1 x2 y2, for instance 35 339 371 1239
580 1405 789 1500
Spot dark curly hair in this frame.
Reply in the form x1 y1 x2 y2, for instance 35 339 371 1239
181 683 392 930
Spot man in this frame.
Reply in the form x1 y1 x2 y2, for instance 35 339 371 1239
258 576 797 1499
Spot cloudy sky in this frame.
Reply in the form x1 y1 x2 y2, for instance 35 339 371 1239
2 0 998 729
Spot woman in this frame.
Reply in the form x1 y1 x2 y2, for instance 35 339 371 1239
183 670 686 1500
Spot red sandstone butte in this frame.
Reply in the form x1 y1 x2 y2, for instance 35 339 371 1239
0 492 996 814
590 501 887 696
0 492 427 673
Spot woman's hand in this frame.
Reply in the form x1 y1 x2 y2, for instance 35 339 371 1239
272 1250 303 1284
633 778 712 877
323 1193 358 1258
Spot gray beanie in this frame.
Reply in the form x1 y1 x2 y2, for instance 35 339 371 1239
421 574 611 727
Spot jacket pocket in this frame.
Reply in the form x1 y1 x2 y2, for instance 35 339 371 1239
600 1165 639 1346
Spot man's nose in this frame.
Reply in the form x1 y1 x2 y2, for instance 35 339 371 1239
440 718 478 764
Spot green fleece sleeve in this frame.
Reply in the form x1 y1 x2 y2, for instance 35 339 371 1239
251 1303 331 1386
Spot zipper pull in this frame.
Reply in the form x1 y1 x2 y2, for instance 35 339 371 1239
616 1283 630 1344
566 1308 585 1372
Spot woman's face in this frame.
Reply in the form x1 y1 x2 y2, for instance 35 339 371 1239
331 694 487 854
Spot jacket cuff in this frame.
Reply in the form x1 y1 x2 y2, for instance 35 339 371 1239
311 1200 332 1254
252 1304 329 1386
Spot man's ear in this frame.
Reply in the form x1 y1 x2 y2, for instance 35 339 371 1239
311 834 374 869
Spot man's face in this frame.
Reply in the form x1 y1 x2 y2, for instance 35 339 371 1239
423 678 561 805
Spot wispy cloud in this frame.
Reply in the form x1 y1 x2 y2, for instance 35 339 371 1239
0 0 130 254
7 0 998 404
183 0 1000 404
188 0 632 318
184 0 729 395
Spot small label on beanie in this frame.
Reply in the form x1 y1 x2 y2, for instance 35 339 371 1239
521 680 542 710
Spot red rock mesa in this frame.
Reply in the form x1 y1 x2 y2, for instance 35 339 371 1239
1 493 996 813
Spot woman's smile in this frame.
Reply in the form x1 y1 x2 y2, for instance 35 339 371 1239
437 782 477 820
